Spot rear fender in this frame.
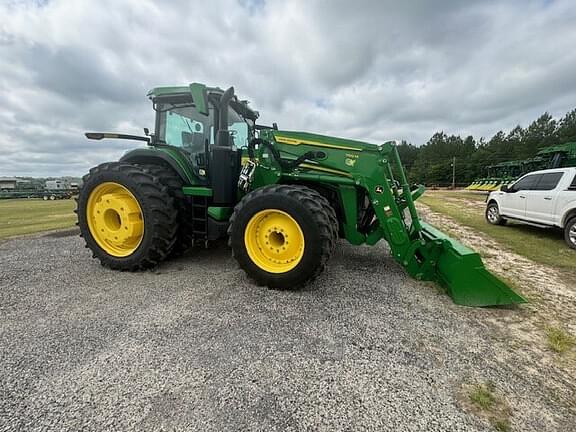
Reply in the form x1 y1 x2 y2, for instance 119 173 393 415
120 148 196 185
561 206 576 227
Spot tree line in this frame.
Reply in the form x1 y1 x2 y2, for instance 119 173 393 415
397 108 576 185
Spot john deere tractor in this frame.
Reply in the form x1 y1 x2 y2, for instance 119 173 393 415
77 83 525 307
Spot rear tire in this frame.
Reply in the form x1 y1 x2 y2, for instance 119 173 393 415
77 162 178 270
564 217 576 250
485 202 507 226
229 184 337 289
139 164 194 256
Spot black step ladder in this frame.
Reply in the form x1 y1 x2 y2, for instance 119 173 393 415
190 195 209 248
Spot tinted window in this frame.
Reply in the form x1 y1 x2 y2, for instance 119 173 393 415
157 104 214 151
570 174 576 190
534 172 563 191
512 174 541 191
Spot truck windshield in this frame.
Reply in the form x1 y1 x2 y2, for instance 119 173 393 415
156 103 249 151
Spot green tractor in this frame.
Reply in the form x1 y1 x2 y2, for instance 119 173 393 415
77 83 525 307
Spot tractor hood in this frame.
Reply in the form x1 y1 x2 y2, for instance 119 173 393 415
271 130 380 152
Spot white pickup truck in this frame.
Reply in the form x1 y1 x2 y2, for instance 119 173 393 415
485 167 576 249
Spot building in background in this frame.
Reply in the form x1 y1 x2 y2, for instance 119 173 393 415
0 177 18 190
45 179 70 190
0 177 32 190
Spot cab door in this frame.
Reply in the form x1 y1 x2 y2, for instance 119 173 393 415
525 172 565 224
500 174 541 219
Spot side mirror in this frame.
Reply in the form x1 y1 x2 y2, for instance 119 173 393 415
500 185 509 192
143 127 150 136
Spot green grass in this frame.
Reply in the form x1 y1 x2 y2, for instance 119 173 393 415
468 383 512 431
0 199 76 239
494 420 511 432
545 326 575 353
469 383 497 410
419 191 576 271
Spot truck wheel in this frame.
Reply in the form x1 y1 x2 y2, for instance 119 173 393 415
564 217 576 250
229 185 337 289
140 164 194 256
485 202 507 225
43 195 48 201
76 162 178 270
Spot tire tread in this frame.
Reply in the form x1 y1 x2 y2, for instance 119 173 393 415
228 184 337 288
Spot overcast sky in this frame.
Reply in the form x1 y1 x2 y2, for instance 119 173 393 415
1 0 575 177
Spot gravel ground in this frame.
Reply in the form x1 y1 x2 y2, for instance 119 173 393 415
0 231 573 431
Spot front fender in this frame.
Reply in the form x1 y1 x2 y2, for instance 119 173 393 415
486 192 499 205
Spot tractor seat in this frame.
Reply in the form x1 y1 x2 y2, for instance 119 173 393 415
182 131 205 153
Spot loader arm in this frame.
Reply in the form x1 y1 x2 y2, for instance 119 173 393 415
251 130 526 307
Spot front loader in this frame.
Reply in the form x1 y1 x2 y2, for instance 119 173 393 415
77 83 525 307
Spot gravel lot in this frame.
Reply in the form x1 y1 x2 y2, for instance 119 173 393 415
0 231 573 431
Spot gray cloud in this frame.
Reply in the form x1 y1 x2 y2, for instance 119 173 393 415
0 0 575 176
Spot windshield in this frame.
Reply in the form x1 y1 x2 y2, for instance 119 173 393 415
156 103 250 151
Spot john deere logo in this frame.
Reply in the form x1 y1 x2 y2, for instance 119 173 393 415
375 185 384 194
345 158 356 167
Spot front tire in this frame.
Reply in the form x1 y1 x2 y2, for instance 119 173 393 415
486 202 507 226
76 162 178 270
564 217 576 250
229 185 337 289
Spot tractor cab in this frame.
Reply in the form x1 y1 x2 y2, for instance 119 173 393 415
147 84 258 203
85 83 258 205
149 84 257 153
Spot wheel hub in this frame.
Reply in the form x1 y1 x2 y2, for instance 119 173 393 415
87 182 144 257
244 210 305 273
488 206 498 223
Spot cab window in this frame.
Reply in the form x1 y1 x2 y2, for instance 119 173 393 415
208 106 249 147
570 174 576 190
156 104 215 153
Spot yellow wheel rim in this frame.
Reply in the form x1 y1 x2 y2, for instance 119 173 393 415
244 209 305 273
86 182 144 257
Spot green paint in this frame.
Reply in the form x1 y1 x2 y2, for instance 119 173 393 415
182 186 213 197
189 83 209 116
250 128 525 306
420 222 526 306
272 130 368 152
337 185 365 245
156 147 197 184
208 206 233 220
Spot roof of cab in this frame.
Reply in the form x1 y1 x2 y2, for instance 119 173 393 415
146 83 259 121
146 84 223 99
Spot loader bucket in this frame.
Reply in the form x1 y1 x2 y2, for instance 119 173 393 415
420 222 526 307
